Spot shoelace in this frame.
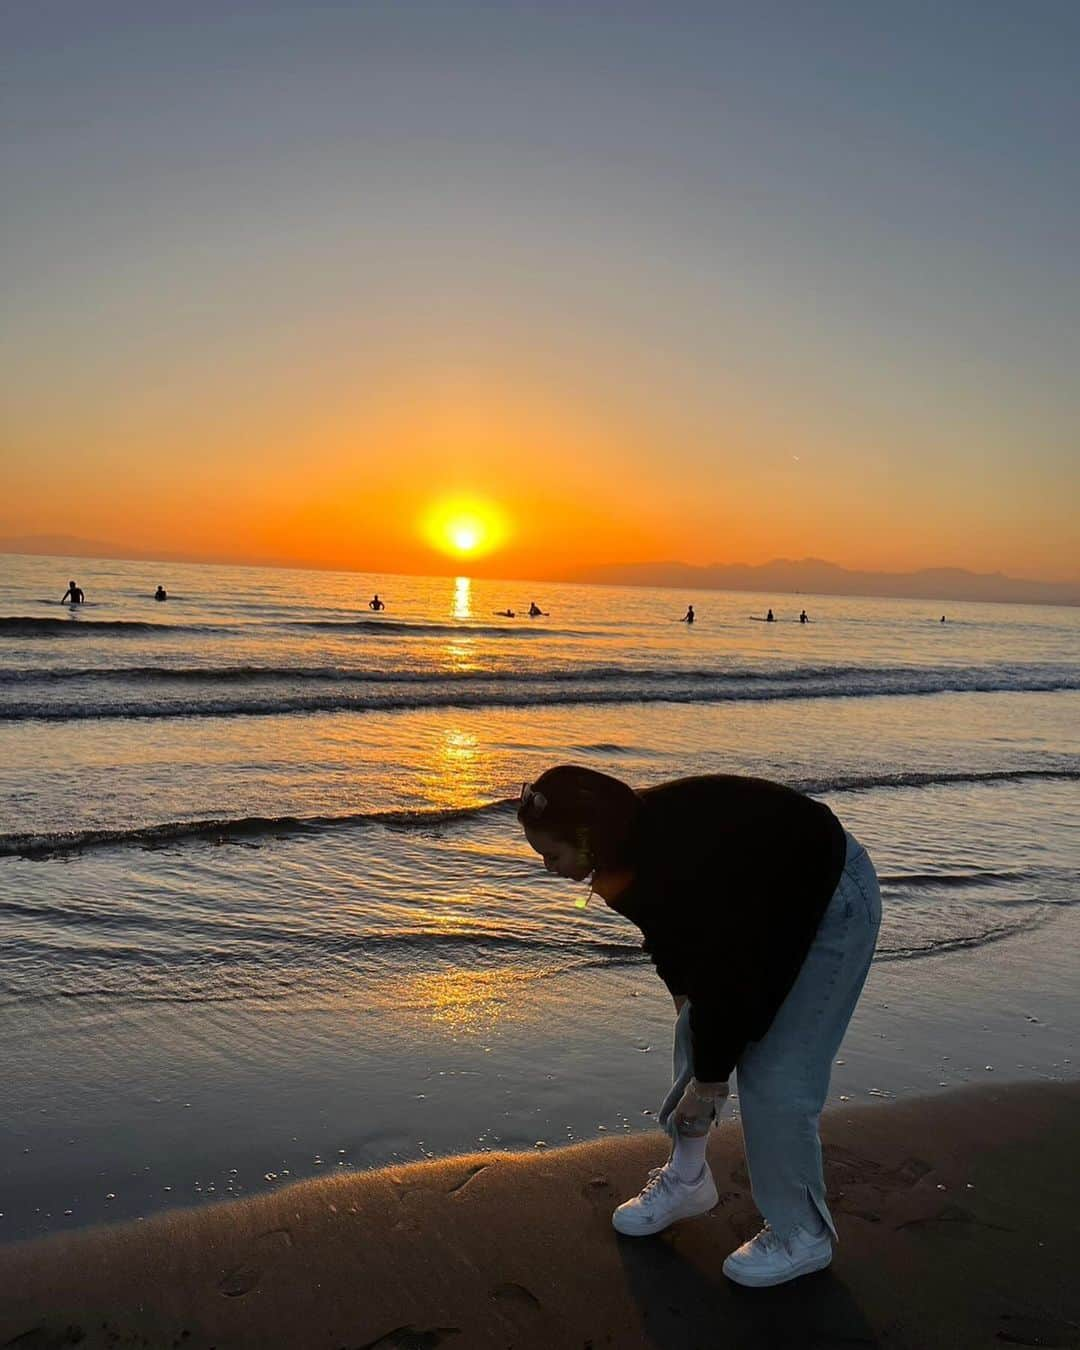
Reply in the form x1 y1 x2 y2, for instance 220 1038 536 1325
751 1223 787 1254
638 1165 675 1206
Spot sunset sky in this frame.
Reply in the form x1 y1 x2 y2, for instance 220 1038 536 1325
3 1 1078 582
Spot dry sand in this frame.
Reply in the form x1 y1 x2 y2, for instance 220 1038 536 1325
1 1081 1077 1350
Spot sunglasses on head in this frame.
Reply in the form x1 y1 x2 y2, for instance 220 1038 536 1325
519 782 548 817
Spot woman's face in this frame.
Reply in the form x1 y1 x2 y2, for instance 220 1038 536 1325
523 823 592 881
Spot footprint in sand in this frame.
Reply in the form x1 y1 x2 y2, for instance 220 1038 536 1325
897 1203 1014 1234
831 1150 934 1193
216 1226 294 1298
392 1164 487 1201
581 1175 613 1206
445 1164 487 1197
354 1327 461 1349
824 1147 933 1194
489 1282 548 1338
584 1175 636 1224
824 1150 949 1229
490 1282 542 1311
996 1312 1080 1347
2 1329 87 1349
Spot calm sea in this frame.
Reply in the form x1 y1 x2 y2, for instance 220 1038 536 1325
1 552 1077 1240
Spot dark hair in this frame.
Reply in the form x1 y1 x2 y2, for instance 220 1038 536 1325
517 764 641 870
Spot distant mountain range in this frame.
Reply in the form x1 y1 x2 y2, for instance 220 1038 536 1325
1 535 1076 606
561 558 1079 607
0 534 214 566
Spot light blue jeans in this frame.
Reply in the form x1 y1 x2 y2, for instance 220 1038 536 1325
660 831 881 1241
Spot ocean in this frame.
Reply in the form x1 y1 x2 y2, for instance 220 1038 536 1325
1 552 1077 1242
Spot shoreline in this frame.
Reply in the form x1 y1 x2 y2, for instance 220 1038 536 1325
1 1081 1077 1349
2 896 1077 1246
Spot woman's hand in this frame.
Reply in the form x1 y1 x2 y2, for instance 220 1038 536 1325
673 1077 729 1136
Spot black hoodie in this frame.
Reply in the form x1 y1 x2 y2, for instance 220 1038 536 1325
609 775 849 1081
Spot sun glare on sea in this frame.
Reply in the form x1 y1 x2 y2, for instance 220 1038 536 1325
423 496 509 560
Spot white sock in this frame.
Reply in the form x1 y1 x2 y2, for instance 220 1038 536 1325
671 1130 709 1182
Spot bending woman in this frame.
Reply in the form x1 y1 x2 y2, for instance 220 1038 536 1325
517 766 881 1288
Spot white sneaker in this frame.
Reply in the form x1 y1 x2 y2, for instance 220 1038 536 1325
722 1221 833 1287
611 1162 719 1236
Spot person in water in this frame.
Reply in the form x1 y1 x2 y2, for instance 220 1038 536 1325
154 585 168 602
369 594 385 611
518 765 880 1287
766 608 775 622
682 605 695 624
799 610 808 624
528 602 543 617
60 580 84 605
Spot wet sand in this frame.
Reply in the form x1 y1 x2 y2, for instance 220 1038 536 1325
2 1081 1078 1349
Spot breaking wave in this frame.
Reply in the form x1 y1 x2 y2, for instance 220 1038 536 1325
1 662 1076 721
4 768 1075 860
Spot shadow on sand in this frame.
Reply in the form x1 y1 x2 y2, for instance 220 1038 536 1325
617 1230 880 1349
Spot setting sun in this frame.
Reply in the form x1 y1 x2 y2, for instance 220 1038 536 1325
422 496 509 560
452 523 478 552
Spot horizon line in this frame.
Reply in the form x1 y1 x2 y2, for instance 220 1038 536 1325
1 541 1077 609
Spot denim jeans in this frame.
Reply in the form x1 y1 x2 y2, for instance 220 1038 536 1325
659 831 881 1241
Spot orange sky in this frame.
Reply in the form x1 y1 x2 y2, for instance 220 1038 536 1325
5 353 1075 582
3 5 1079 584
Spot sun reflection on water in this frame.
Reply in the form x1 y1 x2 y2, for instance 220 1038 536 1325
419 726 482 808
400 966 536 1032
440 640 481 674
451 575 472 620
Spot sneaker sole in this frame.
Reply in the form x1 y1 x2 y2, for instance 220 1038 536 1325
611 1186 719 1237
722 1249 832 1287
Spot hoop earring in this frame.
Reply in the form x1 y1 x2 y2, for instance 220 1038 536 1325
575 880 594 910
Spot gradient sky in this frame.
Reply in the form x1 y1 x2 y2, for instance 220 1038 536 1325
3 0 1078 580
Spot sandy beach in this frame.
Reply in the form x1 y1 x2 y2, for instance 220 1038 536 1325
1 1080 1077 1349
